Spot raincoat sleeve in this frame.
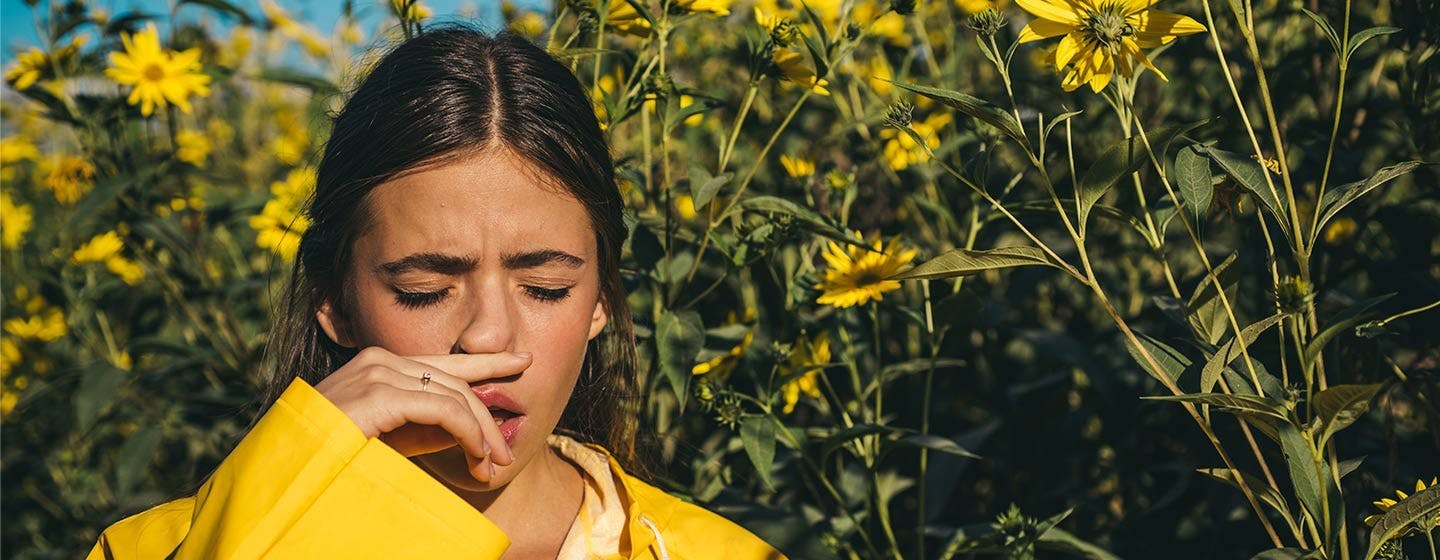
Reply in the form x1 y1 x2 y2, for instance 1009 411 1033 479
87 376 510 559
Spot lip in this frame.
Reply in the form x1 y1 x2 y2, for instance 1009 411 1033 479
471 385 525 445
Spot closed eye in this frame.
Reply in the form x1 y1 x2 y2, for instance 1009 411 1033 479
393 287 449 309
524 285 572 303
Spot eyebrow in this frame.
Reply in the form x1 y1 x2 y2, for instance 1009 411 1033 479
376 249 584 276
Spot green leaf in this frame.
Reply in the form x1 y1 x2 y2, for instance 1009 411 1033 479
1037 526 1123 560
656 311 704 412
1193 145 1291 240
1303 293 1394 365
890 246 1055 281
728 195 849 244
887 80 1027 148
1126 331 1193 384
1365 482 1440 560
1076 121 1207 234
1315 161 1424 237
739 415 777 489
1041 110 1084 148
687 164 731 211
1346 26 1402 62
894 434 981 459
115 426 164 498
1277 423 1336 546
1201 313 1287 394
1173 144 1214 226
74 366 128 433
1144 393 1289 422
1299 8 1342 55
255 67 339 95
1312 383 1383 444
1187 253 1240 346
821 423 897 457
1197 467 1294 520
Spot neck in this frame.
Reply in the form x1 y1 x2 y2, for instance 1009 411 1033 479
424 442 584 556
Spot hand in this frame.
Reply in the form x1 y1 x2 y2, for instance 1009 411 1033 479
312 346 533 483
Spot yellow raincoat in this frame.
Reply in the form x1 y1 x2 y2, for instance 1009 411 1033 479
87 376 786 559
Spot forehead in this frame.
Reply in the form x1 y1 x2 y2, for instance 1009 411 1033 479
355 149 595 261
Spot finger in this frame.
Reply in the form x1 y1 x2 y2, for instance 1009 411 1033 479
374 373 493 462
385 359 515 466
403 352 534 384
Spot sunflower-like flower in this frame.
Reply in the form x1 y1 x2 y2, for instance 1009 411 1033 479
674 0 732 16
771 49 829 95
175 129 212 166
692 308 757 381
779 331 831 414
1365 478 1440 528
1015 0 1205 92
815 232 917 308
880 111 952 171
0 192 32 249
104 24 212 116
780 154 815 179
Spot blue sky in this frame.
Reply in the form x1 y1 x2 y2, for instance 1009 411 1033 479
2 0 551 63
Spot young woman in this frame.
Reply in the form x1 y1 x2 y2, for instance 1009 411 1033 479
87 26 785 560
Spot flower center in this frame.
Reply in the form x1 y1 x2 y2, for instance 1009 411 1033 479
142 64 166 81
854 268 884 287
1080 2 1135 48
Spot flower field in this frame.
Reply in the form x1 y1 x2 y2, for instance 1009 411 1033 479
1 0 1437 558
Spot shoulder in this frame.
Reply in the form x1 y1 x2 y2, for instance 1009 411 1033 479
88 497 195 558
615 467 787 560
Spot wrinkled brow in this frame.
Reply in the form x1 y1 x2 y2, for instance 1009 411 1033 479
376 249 584 276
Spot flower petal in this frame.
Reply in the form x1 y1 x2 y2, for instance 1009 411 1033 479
1015 0 1084 25
1132 10 1207 45
1055 33 1083 70
1018 18 1076 43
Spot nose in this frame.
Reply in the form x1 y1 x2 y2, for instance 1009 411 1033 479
452 284 517 355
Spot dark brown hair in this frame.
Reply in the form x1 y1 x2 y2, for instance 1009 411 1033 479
253 25 642 471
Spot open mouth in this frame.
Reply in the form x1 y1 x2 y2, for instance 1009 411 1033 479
472 387 525 446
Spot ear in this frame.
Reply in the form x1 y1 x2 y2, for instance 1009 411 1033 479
316 299 359 348
586 295 609 341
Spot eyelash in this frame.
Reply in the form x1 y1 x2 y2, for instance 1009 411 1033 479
391 286 572 309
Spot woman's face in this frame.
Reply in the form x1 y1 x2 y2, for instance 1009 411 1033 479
316 148 607 492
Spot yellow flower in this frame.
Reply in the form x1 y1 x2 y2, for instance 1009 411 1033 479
216 27 253 69
72 231 125 264
675 194 698 220
3 301 66 342
1324 217 1357 244
104 23 212 116
676 0 731 16
1 192 33 249
105 256 146 285
881 111 952 171
780 154 815 178
1 338 20 378
692 308 756 381
175 129 212 166
340 19 366 45
1015 0 1205 92
815 232 917 308
772 49 829 95
852 2 910 47
5 48 47 90
604 0 652 38
251 167 316 262
508 11 548 38
1 135 40 168
1364 478 1440 528
779 331 831 414
44 155 96 205
956 0 1009 14
868 55 895 97
391 0 433 22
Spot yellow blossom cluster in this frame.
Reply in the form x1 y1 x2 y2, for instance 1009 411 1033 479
71 231 147 285
250 167 316 261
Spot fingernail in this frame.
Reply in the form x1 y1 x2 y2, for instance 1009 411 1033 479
513 351 532 359
489 462 496 478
